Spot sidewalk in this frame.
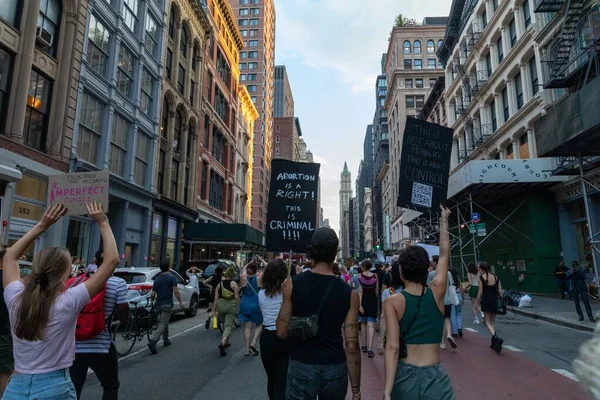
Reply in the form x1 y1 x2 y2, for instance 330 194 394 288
505 294 600 332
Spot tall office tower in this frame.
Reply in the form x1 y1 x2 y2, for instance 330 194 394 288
230 0 276 232
339 162 352 258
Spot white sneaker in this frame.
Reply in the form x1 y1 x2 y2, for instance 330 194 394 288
481 312 485 319
440 343 447 350
474 318 480 325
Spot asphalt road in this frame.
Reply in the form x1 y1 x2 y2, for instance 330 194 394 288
80 308 594 399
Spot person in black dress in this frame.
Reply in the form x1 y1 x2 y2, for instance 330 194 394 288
475 262 504 353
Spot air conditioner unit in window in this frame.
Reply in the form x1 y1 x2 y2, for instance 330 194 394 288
36 27 53 48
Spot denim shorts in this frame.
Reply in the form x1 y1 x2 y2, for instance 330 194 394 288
358 315 377 323
286 360 348 400
3 368 76 400
391 362 455 400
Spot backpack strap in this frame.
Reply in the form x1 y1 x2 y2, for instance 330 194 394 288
315 277 337 317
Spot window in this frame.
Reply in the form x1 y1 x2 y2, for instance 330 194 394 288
428 59 436 69
248 85 257 92
251 96 257 104
192 43 199 72
509 19 517 47
427 40 435 53
87 15 110 77
140 68 154 115
405 79 413 88
405 96 415 108
413 40 421 54
200 161 208 200
429 78 437 87
523 0 531 28
497 36 503 63
145 13 159 57
492 0 498 10
180 26 188 59
239 19 248 26
249 40 258 47
519 133 529 158
240 74 246 81
403 41 411 54
249 19 259 26
490 100 497 131
275 135 280 143
157 150 165 194
171 159 179 199
110 114 130 177
529 56 538 94
485 52 492 77
482 10 487 28
416 79 423 88
248 62 257 69
414 59 422 69
251 0 259 3
240 51 247 59
250 8 259 15
168 5 176 39
247 73 257 80
437 39 443 49
38 0 61 57
24 70 52 151
135 134 150 186
249 29 258 37
0 0 20 27
166 49 173 80
416 95 424 109
77 92 103 165
177 64 185 93
0 48 12 132
248 51 258 58
404 59 412 69
501 87 509 121
174 109 183 154
240 0 249 4
161 99 169 138
122 0 138 32
239 62 246 70
117 45 134 97
515 73 523 109
506 143 514 159
240 30 248 37
239 8 249 15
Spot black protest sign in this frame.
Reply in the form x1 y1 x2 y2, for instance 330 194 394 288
397 117 454 212
266 159 320 253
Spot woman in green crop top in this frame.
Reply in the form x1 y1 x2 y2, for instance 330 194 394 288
382 205 456 400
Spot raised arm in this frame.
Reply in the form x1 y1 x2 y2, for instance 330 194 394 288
3 204 67 287
429 205 451 305
83 202 119 298
345 291 361 399
276 277 293 339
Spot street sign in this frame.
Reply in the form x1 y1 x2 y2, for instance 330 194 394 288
471 212 481 223
468 223 487 236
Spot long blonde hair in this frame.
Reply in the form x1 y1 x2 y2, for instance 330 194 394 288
15 247 71 341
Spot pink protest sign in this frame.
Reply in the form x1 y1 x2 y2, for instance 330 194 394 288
47 171 109 216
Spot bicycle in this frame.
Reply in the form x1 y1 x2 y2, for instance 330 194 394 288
111 299 158 357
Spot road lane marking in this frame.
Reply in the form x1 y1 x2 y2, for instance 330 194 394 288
552 369 579 382
503 345 522 352
465 328 479 332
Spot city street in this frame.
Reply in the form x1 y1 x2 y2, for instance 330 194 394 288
80 308 594 399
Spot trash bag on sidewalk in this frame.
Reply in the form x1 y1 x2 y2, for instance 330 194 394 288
518 295 533 308
502 290 531 307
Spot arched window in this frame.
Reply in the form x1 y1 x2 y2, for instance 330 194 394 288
174 108 183 153
187 120 195 158
427 40 435 53
192 42 200 72
403 40 411 54
180 25 188 59
38 0 61 57
413 40 421 54
161 98 169 138
437 39 443 49
168 4 176 39
0 0 22 28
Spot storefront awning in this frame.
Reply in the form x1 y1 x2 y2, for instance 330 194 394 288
184 223 264 247
0 164 22 182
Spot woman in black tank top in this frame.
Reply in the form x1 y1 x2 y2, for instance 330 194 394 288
212 268 239 356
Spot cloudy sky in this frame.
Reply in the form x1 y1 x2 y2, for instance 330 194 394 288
274 0 452 232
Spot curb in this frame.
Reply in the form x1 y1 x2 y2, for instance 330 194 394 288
507 307 595 333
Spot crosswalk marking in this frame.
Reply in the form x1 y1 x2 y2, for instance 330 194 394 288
552 369 579 382
465 328 479 333
503 345 522 352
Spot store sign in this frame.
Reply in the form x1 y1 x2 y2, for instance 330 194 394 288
48 171 109 216
468 223 487 236
397 118 454 212
265 159 320 253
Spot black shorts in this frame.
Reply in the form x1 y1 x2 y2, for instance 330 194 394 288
444 305 452 319
0 333 14 373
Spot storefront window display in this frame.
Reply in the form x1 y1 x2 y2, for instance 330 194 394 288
150 212 163 266
165 217 177 266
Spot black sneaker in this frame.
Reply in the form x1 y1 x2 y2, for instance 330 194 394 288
493 335 503 354
579 317 585 322
590 317 597 323
451 334 458 339
163 339 172 347
148 341 157 355
219 344 227 357
458 329 463 338
205 318 211 330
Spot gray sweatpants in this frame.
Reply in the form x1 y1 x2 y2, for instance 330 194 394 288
392 362 455 400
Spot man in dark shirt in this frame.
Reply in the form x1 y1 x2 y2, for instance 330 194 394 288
148 261 183 355
554 261 570 299
277 228 361 400
569 261 596 323
0 250 13 396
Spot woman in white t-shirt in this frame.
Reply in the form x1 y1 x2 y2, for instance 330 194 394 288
186 267 200 291
2 202 120 399
258 259 290 400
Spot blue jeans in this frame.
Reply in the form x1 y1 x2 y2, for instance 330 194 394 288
3 368 76 399
450 303 463 335
286 360 348 400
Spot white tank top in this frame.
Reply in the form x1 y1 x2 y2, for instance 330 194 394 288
470 273 480 287
258 290 283 331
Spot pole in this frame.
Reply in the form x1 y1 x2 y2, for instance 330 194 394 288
468 194 479 265
457 204 466 279
578 154 600 294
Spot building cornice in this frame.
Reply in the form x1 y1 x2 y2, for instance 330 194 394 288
216 0 244 49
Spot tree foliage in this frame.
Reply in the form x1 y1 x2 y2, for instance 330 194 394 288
394 13 420 27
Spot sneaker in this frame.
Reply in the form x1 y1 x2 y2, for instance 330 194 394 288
579 317 585 322
481 312 485 319
367 351 375 358
361 346 368 353
474 318 480 325
590 317 597 323
148 341 157 355
447 336 458 349
163 339 171 347
451 334 458 339
494 336 503 354
458 329 463 338
219 344 227 357
440 343 447 350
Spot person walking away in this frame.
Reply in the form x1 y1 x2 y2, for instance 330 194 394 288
465 263 482 324
277 228 361 400
426 258 457 350
383 205 455 400
340 267 351 285
239 262 264 356
212 268 240 356
569 261 597 322
449 268 464 339
147 262 184 355
351 265 360 293
258 260 291 399
475 262 504 352
555 261 570 299
86 257 98 275
0 251 13 397
186 266 200 292
204 265 224 313
378 258 404 356
69 268 129 399
358 260 378 358
2 202 119 399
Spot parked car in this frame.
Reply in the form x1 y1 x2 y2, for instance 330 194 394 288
185 259 240 303
113 267 199 317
